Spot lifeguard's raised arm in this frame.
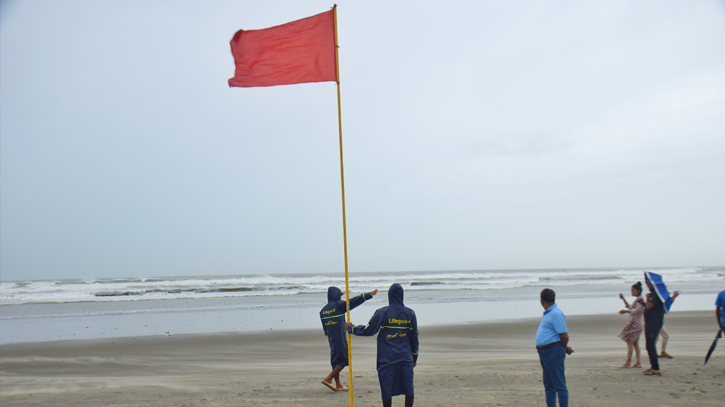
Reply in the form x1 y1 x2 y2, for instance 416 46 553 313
347 290 378 312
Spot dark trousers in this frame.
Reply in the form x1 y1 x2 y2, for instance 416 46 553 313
645 323 662 370
538 343 568 407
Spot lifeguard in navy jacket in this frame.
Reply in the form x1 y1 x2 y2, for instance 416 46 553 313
346 283 419 407
320 286 378 391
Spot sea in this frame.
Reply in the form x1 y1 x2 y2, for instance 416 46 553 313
1 267 723 344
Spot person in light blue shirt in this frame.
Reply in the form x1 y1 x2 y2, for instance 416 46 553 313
536 288 574 407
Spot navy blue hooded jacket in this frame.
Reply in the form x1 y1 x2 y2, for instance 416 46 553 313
320 286 373 367
347 283 419 369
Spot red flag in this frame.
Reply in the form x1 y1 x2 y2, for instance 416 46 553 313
228 8 337 88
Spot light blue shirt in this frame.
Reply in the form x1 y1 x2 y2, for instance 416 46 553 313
536 303 568 346
716 290 725 327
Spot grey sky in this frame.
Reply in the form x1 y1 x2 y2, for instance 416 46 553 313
2 0 724 281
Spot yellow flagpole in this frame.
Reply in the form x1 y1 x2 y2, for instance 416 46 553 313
332 5 354 407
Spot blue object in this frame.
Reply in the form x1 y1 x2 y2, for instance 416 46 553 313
536 304 568 347
538 343 568 407
348 283 419 399
644 271 673 313
320 287 372 367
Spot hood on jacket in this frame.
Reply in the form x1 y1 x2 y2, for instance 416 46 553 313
327 286 342 302
388 283 404 306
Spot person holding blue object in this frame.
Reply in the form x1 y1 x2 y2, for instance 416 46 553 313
536 288 574 407
643 279 664 375
320 286 378 391
345 283 419 407
642 271 679 375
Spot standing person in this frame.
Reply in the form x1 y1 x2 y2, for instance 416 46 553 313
320 286 378 391
536 288 574 407
617 281 645 368
345 283 419 407
643 279 664 375
658 292 679 358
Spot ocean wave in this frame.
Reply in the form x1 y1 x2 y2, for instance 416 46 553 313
2 267 722 305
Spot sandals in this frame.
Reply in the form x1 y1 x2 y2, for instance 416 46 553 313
659 352 673 358
619 364 632 369
321 380 337 391
642 369 662 375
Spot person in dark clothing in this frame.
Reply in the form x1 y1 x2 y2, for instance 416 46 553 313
320 286 378 391
643 280 664 375
346 283 419 407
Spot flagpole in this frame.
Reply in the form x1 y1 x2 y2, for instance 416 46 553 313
332 5 354 407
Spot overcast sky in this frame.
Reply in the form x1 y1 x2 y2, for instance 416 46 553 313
2 0 724 281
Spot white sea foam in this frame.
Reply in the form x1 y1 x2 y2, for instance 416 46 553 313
1 267 722 305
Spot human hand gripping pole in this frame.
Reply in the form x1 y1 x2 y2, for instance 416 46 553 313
344 290 377 395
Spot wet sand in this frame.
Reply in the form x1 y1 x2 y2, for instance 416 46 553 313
1 311 723 406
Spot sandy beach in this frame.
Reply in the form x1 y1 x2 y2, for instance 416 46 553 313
1 310 723 406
